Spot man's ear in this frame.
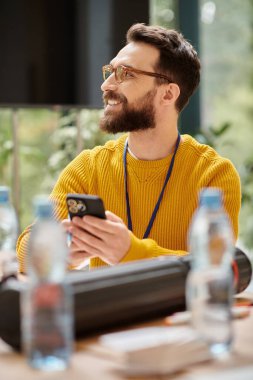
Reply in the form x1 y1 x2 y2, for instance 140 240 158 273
161 83 180 105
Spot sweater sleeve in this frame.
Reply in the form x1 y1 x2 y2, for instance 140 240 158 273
16 224 33 273
49 151 92 220
120 232 188 263
205 158 241 241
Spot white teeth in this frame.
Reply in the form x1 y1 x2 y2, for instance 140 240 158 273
108 99 120 105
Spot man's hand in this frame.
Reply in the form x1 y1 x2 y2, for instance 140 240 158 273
62 211 131 267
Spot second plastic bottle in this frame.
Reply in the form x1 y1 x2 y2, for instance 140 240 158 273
186 188 235 357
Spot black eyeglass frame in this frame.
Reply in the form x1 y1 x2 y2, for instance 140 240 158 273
102 64 172 83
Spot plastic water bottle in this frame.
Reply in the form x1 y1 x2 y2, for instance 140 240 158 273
186 188 234 358
21 196 73 370
0 186 18 282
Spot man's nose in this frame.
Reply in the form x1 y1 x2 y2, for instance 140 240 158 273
101 74 118 92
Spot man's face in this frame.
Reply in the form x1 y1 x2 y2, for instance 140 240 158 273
100 42 160 133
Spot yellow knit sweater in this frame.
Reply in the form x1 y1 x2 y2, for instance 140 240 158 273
17 134 241 272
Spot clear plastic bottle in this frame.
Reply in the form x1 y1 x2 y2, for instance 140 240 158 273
21 196 73 370
0 186 18 281
186 188 234 358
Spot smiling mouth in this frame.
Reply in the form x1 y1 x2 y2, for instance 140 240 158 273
103 91 126 110
106 99 122 106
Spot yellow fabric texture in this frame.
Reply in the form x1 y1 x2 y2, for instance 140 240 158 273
17 134 241 273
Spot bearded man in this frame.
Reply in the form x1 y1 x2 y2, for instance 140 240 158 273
17 24 241 272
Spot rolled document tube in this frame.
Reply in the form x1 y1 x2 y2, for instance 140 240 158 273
0 247 251 351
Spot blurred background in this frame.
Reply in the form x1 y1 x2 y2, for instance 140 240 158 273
0 0 253 255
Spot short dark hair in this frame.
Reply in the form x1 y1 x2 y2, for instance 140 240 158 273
126 23 201 112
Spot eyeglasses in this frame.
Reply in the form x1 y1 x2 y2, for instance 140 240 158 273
102 64 171 83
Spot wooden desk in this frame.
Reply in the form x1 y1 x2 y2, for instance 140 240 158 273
0 295 253 380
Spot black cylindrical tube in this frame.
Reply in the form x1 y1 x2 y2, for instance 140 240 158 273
0 248 251 351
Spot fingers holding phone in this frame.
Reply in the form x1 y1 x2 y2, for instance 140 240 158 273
65 194 131 266
65 194 106 266
70 211 131 265
62 216 97 268
66 193 106 243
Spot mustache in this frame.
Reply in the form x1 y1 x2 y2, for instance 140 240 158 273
103 91 127 104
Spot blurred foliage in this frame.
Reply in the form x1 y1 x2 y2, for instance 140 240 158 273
194 122 231 147
45 109 117 189
150 0 176 27
0 110 13 186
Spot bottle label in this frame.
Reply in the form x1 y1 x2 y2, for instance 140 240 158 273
29 284 71 350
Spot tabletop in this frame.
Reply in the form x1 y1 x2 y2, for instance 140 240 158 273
0 292 253 380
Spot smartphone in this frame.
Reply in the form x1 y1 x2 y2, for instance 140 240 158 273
66 194 106 220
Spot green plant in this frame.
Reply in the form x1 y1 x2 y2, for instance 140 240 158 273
0 110 13 185
194 122 231 147
46 109 114 187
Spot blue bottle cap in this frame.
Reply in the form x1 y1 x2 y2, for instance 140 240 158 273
33 196 54 219
199 187 223 209
0 186 10 203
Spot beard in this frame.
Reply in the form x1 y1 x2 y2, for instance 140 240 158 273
99 88 157 134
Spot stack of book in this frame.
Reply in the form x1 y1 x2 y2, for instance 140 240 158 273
91 326 212 376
